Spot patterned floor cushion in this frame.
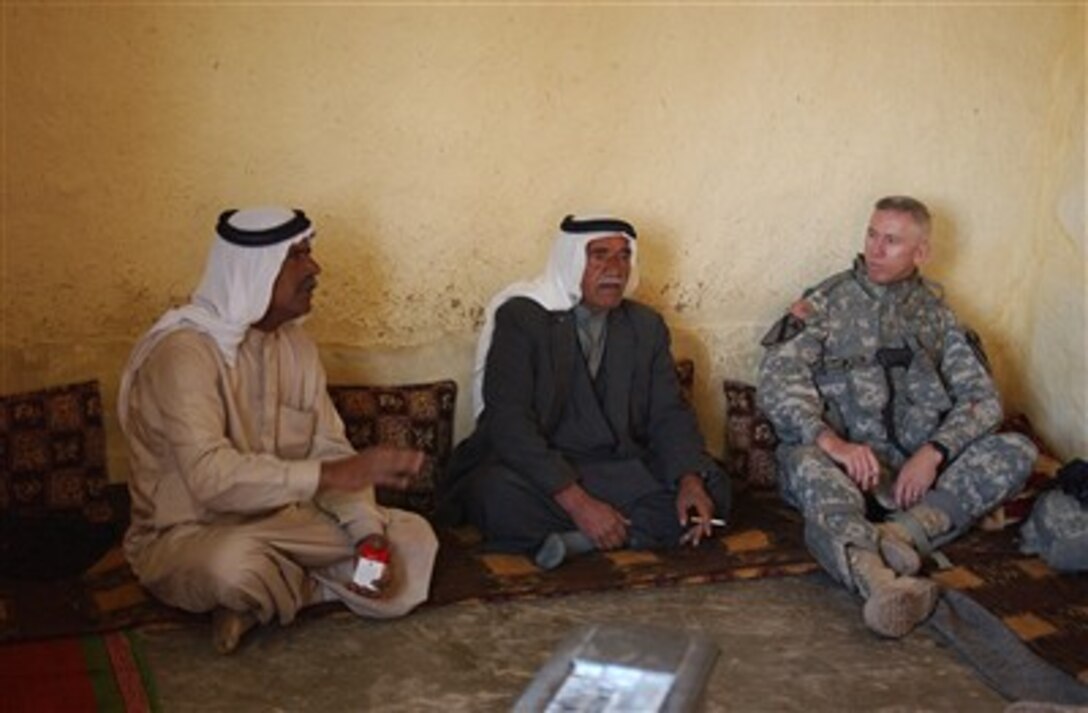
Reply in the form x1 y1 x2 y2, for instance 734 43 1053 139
722 380 778 490
328 380 457 514
0 381 128 579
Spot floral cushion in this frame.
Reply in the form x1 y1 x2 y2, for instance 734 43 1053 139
0 381 127 579
722 380 779 489
327 380 457 514
0 380 113 518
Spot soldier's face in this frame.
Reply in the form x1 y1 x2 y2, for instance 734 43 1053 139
864 210 929 285
580 236 632 312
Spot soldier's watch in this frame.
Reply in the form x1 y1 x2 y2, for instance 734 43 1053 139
928 440 950 469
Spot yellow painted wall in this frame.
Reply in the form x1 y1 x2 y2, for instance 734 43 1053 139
2 5 1084 482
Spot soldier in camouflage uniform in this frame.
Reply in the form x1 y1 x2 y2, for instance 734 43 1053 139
757 196 1037 638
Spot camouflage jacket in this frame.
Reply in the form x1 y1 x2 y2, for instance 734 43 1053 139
757 256 1002 465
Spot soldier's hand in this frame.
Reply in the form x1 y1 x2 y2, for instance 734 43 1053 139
555 484 630 551
319 446 425 492
675 473 715 547
894 445 943 508
817 430 880 491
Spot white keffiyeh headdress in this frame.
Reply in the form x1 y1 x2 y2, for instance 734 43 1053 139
471 214 639 417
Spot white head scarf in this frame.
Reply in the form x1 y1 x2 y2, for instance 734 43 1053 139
471 214 640 417
117 206 315 435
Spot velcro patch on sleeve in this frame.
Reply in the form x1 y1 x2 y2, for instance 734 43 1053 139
761 313 806 347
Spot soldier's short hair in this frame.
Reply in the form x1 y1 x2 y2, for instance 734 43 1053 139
874 196 931 235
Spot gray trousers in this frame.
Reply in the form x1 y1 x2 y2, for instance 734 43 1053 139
461 458 730 554
776 432 1036 590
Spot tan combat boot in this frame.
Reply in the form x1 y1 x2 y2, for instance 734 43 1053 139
877 526 923 576
850 548 939 638
878 504 953 575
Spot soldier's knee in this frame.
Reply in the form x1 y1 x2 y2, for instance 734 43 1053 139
781 451 867 514
778 444 826 471
973 432 1039 488
780 444 841 484
996 432 1039 473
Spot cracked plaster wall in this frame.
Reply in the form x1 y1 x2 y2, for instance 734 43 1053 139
2 5 1084 482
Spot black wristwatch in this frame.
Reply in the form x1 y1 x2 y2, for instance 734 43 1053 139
928 440 951 471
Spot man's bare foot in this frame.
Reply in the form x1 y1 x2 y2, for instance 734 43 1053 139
212 607 258 654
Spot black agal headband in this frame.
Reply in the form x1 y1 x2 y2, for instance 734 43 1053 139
560 214 637 240
216 209 312 247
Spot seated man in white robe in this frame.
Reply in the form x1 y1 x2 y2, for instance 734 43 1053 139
118 206 438 653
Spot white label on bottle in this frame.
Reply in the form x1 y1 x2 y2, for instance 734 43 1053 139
352 558 386 590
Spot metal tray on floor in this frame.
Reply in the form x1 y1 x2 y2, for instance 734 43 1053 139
513 622 719 712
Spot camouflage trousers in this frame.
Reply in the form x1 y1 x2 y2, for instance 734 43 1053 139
776 432 1037 592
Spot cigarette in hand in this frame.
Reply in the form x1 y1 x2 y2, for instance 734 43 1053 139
690 516 727 527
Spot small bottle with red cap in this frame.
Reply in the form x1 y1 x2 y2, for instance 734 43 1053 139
351 534 390 593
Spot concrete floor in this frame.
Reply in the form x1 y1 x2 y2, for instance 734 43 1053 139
137 574 1008 712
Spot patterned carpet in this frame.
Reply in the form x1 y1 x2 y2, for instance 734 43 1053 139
0 630 157 712
935 533 1088 685
0 487 817 643
1 486 1085 690
428 487 817 606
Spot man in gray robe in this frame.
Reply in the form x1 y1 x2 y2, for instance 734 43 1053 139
444 214 730 569
119 207 438 653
